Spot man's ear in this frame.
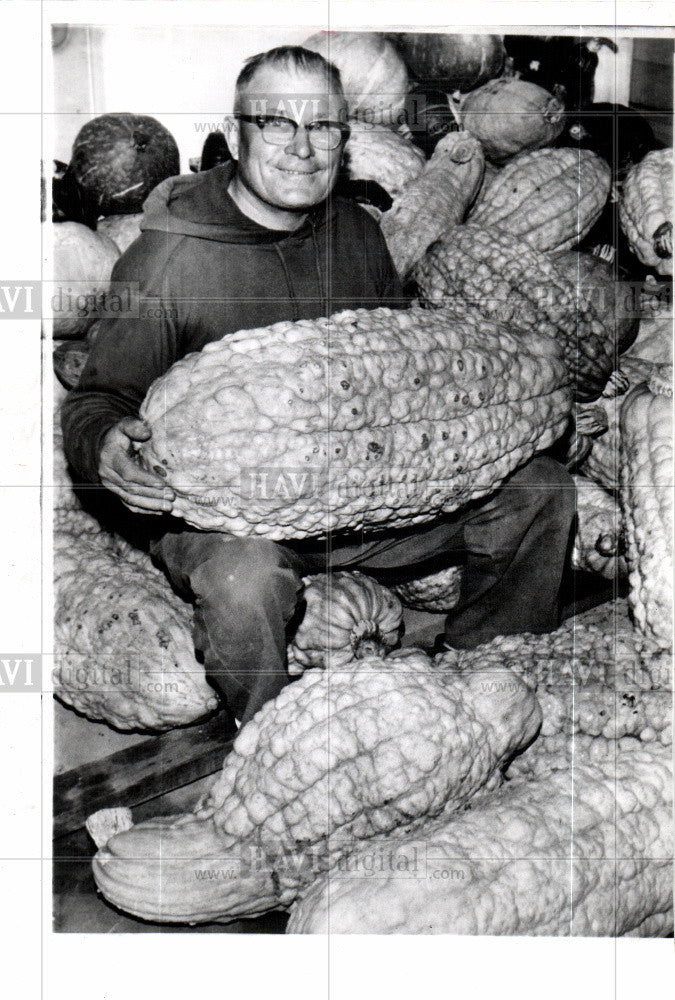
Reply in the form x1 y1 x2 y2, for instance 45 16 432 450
224 115 239 160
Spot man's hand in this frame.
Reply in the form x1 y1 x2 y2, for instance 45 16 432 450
99 417 175 515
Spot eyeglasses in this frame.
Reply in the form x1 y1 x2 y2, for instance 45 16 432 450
236 114 349 151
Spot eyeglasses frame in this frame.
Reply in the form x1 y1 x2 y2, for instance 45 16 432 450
235 113 350 150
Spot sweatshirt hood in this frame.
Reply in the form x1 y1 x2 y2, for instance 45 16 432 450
140 162 336 245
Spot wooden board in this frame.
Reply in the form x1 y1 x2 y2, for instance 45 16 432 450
54 707 234 838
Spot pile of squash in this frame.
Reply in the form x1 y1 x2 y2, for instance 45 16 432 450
50 31 673 937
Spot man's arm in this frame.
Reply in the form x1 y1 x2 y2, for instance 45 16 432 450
61 234 182 502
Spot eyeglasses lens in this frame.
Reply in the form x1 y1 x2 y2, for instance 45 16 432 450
260 118 342 150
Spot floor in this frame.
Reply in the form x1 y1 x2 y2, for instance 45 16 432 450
53 572 618 933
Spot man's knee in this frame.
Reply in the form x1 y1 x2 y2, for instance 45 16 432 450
190 537 295 605
507 456 576 523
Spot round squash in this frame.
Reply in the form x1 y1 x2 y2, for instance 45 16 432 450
392 33 505 91
70 113 180 217
50 222 120 338
619 148 673 276
287 571 403 674
461 78 564 163
302 32 408 126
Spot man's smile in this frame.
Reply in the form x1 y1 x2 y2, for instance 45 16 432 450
275 166 319 175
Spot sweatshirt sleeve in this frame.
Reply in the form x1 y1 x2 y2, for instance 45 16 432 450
61 234 182 484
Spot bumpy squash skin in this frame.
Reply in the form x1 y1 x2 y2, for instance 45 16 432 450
619 148 673 276
461 78 564 163
620 369 673 649
138 305 571 538
392 563 462 612
551 249 639 356
287 571 403 674
438 599 672 744
380 131 485 279
416 223 615 402
54 508 219 731
92 654 541 923
287 740 673 935
344 123 425 197
469 147 611 252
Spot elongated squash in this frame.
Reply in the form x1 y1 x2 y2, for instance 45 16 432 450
437 598 672 744
138 304 571 538
469 147 611 252
620 367 673 649
619 148 673 276
344 122 425 199
416 224 615 401
91 653 541 923
380 131 484 279
287 740 673 935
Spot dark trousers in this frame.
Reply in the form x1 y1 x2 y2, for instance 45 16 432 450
151 456 575 723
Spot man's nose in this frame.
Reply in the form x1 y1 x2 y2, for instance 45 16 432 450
285 125 312 158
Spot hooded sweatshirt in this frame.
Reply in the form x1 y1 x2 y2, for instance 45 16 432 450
61 162 406 483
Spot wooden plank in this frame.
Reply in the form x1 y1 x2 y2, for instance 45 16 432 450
53 709 234 839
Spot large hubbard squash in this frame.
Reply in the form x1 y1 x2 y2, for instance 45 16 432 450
416 224 616 402
469 147 611 253
137 304 571 538
619 365 673 650
91 653 540 923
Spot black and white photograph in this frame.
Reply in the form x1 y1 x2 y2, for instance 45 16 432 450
1 1 674 997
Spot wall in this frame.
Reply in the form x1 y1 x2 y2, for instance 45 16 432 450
52 24 307 167
52 26 673 165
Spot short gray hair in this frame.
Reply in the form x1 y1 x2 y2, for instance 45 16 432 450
234 45 344 113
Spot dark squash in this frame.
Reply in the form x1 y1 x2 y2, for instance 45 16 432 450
70 113 180 217
391 33 505 91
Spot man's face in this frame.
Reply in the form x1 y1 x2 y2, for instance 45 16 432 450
232 64 347 214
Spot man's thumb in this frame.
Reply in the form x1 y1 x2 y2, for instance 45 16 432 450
123 418 152 442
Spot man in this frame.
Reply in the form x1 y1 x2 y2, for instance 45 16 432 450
62 46 575 727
